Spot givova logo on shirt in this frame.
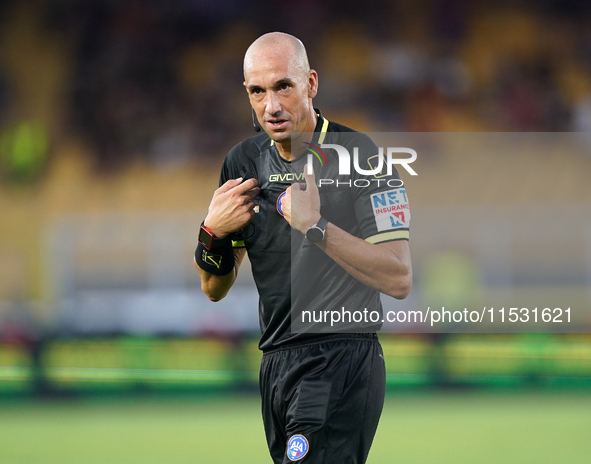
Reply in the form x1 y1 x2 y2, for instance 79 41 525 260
287 434 309 461
371 188 410 232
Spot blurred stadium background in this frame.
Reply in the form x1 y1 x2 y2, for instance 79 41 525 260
0 0 590 462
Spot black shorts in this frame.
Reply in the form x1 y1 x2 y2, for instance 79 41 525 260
260 335 386 464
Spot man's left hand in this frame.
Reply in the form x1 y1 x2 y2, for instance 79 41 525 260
282 164 321 234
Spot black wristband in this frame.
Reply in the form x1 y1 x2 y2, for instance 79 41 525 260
195 240 235 276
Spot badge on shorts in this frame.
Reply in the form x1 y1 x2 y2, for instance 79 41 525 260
276 191 287 217
287 434 309 461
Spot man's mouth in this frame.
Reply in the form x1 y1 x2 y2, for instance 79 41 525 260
266 119 289 130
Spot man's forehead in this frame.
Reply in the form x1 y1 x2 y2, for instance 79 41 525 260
244 52 300 83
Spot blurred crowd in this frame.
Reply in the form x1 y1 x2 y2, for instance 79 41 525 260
1 2 590 391
0 0 590 173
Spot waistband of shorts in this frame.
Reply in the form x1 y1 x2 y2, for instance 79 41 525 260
262 333 378 355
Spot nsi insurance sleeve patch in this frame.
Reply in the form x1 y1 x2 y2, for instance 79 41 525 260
370 188 411 232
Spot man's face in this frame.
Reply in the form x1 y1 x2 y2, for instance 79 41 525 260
244 52 317 143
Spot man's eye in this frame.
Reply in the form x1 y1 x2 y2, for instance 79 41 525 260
253 89 262 94
280 83 290 90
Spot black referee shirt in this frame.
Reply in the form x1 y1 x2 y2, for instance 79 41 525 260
219 109 410 351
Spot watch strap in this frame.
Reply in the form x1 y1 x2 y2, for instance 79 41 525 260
316 217 328 232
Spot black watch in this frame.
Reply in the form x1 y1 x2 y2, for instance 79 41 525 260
198 222 229 250
305 217 328 244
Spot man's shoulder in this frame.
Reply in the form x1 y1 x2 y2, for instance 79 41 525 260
225 132 270 165
325 119 379 154
326 118 357 135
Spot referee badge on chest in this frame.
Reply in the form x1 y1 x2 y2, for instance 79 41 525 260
287 434 309 461
276 191 287 217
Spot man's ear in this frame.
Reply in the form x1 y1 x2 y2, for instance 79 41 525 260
308 70 318 99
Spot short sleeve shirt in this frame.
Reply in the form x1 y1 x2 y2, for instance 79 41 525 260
219 109 410 351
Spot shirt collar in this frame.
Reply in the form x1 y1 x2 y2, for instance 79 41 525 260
270 108 329 146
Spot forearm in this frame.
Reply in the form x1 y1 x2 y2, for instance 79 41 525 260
196 248 246 302
197 265 236 302
195 176 258 302
316 223 412 299
282 169 411 298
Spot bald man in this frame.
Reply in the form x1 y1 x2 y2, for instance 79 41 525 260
196 32 412 463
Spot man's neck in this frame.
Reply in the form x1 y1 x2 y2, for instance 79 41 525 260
275 109 318 161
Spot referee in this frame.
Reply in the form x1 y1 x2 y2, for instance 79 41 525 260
195 32 412 464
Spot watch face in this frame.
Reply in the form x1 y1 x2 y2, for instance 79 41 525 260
198 226 214 249
306 226 324 243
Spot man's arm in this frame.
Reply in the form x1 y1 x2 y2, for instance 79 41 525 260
195 248 247 302
316 227 411 299
283 167 412 299
196 177 259 301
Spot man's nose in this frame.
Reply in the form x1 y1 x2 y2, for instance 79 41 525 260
265 92 282 116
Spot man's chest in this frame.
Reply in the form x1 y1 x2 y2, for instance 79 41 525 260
241 152 357 252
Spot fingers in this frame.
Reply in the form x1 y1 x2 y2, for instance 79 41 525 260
233 177 259 195
217 177 243 194
243 201 256 221
216 177 258 197
304 163 318 193
244 187 261 200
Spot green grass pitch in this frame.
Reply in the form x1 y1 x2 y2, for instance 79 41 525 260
1 392 590 463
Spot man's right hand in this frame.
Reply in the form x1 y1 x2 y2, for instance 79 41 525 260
204 177 260 237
